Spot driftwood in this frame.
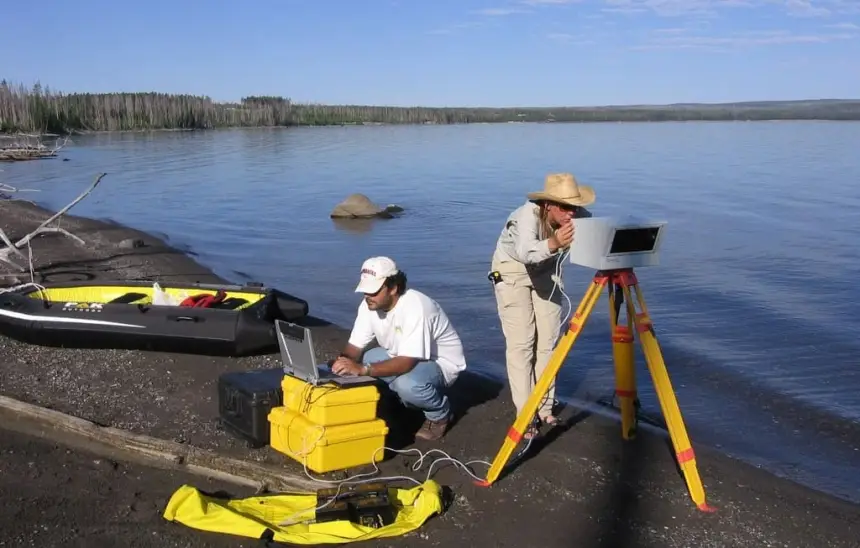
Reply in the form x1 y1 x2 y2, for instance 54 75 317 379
0 182 40 199
0 394 320 493
0 133 69 162
0 172 106 272
0 167 42 202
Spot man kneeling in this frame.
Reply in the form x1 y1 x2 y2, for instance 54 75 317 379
331 257 467 441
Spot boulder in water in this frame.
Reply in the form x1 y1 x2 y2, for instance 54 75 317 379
329 193 403 219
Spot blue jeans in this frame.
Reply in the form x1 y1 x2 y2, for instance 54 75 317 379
362 347 451 422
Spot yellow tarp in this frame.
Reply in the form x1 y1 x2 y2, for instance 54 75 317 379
162 480 444 545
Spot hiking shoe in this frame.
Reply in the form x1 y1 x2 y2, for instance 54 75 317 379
415 415 450 441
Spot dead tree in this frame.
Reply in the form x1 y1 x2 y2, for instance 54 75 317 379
0 134 69 162
0 172 107 273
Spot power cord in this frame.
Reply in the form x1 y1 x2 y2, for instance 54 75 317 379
272 383 494 526
540 247 573 418
548 247 573 328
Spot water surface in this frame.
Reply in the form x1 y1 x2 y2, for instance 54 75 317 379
5 121 860 503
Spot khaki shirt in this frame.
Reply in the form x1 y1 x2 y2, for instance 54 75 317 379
491 200 592 287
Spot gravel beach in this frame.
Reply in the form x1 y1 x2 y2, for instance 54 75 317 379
1 198 859 547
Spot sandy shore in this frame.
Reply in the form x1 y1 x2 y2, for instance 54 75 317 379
1 198 859 547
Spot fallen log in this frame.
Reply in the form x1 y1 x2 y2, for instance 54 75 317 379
0 394 320 493
0 134 69 162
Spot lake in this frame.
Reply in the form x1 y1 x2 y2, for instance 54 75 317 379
4 121 860 504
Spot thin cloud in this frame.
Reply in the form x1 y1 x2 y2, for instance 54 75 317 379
425 21 485 35
785 0 831 17
830 0 860 14
511 0 856 19
474 7 531 16
599 0 851 18
427 3 533 34
797 0 860 14
653 27 694 33
602 6 650 15
548 32 575 41
547 32 597 44
601 0 735 17
827 22 860 29
520 0 582 5
652 18 713 33
633 28 857 50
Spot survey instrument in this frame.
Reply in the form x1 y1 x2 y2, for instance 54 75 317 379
477 217 715 512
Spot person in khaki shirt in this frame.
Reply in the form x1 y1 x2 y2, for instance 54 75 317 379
489 173 595 439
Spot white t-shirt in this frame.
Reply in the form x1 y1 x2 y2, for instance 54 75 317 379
347 288 467 386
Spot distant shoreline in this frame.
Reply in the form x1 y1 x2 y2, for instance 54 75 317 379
3 117 859 139
2 79 860 134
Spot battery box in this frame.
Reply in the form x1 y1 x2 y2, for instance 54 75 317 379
281 374 381 427
315 482 396 528
268 406 389 473
217 367 284 448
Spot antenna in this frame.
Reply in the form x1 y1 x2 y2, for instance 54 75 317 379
566 216 667 270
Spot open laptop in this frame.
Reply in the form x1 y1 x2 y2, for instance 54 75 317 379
275 319 377 387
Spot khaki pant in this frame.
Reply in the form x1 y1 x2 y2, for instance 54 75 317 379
492 258 563 419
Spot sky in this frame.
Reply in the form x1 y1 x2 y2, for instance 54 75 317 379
4 0 859 107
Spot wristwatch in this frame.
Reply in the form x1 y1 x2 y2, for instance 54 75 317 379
362 364 372 376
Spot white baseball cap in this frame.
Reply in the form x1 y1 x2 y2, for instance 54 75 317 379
355 256 399 294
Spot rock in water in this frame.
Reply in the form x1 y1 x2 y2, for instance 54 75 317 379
329 194 403 219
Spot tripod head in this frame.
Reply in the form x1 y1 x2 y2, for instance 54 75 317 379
567 216 667 270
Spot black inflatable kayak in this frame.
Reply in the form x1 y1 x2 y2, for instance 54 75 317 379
0 280 309 357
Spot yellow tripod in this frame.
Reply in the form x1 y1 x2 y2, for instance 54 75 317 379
477 268 715 512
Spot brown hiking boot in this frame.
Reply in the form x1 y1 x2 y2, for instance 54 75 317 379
415 415 450 441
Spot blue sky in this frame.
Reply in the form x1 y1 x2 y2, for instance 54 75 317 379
4 0 859 107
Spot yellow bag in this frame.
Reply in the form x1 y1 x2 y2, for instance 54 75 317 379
162 480 444 545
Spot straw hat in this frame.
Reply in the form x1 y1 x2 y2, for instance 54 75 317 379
527 173 595 207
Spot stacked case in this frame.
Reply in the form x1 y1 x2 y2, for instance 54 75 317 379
268 374 389 473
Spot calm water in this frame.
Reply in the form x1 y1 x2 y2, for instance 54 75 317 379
5 122 860 504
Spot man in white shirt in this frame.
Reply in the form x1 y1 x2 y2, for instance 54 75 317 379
331 256 467 441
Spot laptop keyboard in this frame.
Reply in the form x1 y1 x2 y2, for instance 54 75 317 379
316 364 338 379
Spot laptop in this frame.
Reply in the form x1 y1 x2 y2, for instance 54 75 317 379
274 319 376 387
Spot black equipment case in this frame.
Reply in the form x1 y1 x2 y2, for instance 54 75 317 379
218 367 284 448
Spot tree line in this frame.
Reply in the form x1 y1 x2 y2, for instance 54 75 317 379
2 79 860 135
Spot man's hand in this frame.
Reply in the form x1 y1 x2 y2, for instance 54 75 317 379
331 356 364 377
549 221 575 251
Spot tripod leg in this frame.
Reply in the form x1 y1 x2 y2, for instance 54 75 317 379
477 274 608 487
609 283 637 440
619 274 715 512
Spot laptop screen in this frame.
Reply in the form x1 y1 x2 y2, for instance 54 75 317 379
275 320 318 381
